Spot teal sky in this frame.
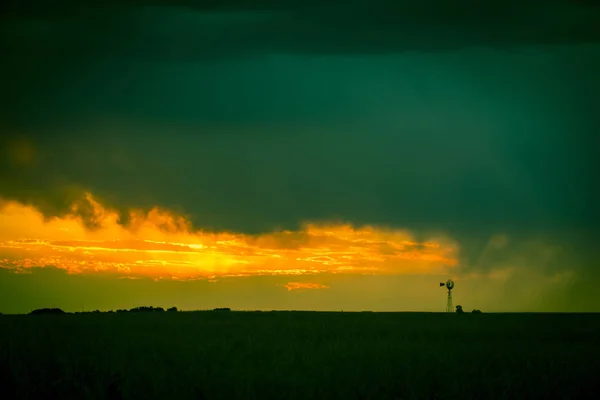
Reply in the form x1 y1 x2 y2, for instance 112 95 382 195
0 0 598 313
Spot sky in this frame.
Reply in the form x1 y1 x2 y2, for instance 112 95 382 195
1 0 599 313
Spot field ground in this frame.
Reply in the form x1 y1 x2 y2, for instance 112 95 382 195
1 311 598 399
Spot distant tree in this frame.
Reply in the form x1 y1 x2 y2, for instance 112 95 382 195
0 312 3 316
92 310 101 313
29 308 66 315
116 309 128 313
213 307 231 312
455 305 464 313
167 307 178 312
472 309 482 314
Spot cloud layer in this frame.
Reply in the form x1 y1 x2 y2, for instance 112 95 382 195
3 0 600 62
0 193 458 280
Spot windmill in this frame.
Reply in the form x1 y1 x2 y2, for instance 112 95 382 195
439 279 455 312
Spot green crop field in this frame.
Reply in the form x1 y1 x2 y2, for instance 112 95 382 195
1 311 598 400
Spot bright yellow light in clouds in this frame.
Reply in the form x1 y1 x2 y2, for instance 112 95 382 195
0 193 458 281
284 282 330 291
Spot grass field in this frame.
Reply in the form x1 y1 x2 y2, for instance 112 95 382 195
1 311 598 399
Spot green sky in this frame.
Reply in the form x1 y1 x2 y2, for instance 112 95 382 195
0 0 598 313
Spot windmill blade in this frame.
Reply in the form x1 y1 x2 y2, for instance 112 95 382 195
439 282 445 287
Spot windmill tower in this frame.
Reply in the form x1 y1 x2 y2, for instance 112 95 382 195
439 279 455 312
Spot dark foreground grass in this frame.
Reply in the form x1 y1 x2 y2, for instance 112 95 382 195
1 311 598 400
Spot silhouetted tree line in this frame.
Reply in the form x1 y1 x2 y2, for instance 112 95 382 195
29 306 179 315
29 308 66 315
116 306 178 313
213 307 231 312
129 306 164 313
455 305 483 314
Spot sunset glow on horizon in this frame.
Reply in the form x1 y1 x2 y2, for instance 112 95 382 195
0 193 459 286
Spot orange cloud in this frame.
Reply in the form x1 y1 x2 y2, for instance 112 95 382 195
283 282 330 291
0 193 458 280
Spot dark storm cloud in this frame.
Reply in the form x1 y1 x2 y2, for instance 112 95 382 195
0 0 598 283
2 0 600 63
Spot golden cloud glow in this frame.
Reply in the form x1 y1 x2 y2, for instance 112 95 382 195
0 193 458 281
284 282 330 291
